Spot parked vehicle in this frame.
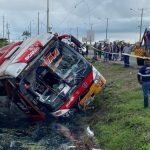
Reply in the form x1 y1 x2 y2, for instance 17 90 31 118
0 33 106 120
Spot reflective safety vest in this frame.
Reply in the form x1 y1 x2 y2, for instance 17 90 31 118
134 48 144 56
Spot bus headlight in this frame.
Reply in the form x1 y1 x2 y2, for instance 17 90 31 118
94 73 100 84
52 109 70 117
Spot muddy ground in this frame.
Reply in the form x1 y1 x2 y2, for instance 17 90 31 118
0 99 101 150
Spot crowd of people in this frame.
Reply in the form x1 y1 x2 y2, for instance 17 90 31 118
91 41 133 67
91 40 150 109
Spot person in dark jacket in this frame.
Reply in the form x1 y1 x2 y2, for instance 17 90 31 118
137 59 150 108
123 43 131 67
103 43 110 62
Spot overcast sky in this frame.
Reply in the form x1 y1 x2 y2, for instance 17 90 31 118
0 0 150 42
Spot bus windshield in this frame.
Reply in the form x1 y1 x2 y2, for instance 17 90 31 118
19 40 90 111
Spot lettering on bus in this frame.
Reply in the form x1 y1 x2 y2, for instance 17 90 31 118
66 96 75 108
42 49 59 66
17 41 43 63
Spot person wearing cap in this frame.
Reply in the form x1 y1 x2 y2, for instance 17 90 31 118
137 59 150 108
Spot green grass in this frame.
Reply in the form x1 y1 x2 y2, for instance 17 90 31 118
0 39 8 48
1 58 149 150
86 61 150 150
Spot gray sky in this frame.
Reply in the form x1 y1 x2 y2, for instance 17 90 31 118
0 0 150 42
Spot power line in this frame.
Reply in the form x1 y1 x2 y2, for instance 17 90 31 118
57 0 92 29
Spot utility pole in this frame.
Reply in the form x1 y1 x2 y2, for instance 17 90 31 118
139 8 143 41
29 21 31 37
38 12 40 35
6 23 10 42
3 16 5 38
90 24 93 46
28 25 30 34
47 0 50 33
77 27 78 39
106 18 108 41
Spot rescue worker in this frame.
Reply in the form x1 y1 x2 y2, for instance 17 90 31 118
137 59 150 108
134 42 145 66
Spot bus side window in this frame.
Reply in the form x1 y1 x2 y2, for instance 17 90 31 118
0 80 7 96
3 80 13 98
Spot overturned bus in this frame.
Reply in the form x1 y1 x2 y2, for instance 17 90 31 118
0 33 106 120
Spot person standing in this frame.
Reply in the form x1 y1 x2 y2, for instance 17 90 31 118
93 42 97 57
120 44 124 61
109 42 113 61
137 59 150 108
123 43 131 67
112 42 118 61
134 42 145 66
103 43 110 62
98 43 102 59
85 44 89 57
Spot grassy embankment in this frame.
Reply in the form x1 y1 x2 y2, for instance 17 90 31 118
84 61 150 150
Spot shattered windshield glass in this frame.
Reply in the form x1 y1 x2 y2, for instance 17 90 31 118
19 40 89 111
47 41 88 85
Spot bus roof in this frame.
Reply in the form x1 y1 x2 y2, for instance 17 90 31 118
0 33 53 78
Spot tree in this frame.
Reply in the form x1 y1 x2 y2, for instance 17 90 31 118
0 38 8 48
22 31 31 40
